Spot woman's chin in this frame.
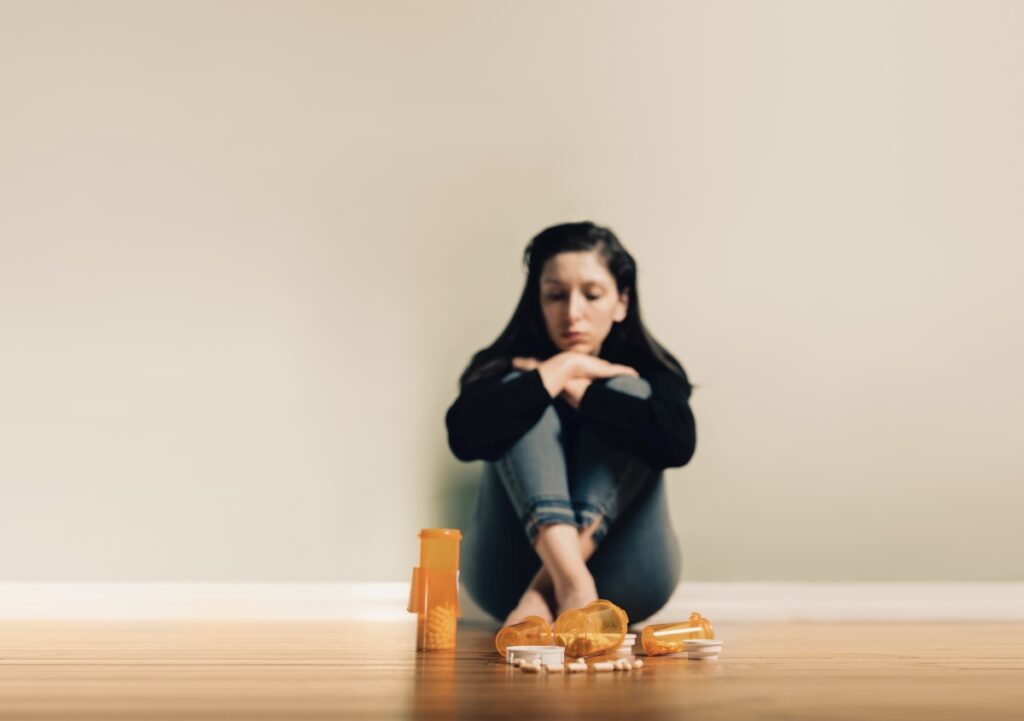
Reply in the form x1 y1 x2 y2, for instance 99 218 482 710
561 341 596 354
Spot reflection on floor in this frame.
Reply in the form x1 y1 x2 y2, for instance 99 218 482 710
0 620 1022 720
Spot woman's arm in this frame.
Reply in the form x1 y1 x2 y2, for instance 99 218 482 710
576 369 697 470
445 353 640 462
444 369 553 462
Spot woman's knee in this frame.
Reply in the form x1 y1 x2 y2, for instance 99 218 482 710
616 567 679 624
461 473 541 621
605 374 652 399
499 368 560 440
592 543 680 623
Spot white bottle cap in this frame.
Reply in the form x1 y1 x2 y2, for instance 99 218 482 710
683 640 723 651
506 645 565 666
684 639 723 659
684 643 724 655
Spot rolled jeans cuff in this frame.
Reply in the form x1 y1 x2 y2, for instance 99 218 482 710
523 498 578 544
574 500 612 547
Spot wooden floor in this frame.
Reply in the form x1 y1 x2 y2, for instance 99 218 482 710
1 620 1022 720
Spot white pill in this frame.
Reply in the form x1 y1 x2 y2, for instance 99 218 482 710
545 663 564 673
591 661 615 672
522 662 541 673
617 659 632 671
631 659 644 670
567 662 588 673
513 658 525 667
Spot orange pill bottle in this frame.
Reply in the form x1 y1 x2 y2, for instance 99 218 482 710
641 611 714 656
553 599 629 658
407 528 462 651
495 616 554 657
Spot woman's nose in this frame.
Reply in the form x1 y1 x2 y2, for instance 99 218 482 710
567 293 585 321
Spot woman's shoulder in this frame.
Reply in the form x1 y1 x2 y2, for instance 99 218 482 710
458 356 512 392
628 354 693 402
613 347 689 383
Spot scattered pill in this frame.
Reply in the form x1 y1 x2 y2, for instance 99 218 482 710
591 661 615 672
544 663 564 673
617 659 633 671
567 662 588 673
513 658 525 667
522 662 541 673
631 659 644 670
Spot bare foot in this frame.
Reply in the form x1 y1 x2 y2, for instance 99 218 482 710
554 575 599 617
504 587 555 626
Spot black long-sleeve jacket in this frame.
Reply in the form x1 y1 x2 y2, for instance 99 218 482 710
444 363 697 471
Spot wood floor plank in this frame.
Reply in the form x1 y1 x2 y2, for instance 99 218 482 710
0 621 1021 720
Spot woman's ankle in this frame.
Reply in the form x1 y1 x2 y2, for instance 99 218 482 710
505 586 554 625
553 573 598 616
533 523 595 611
577 514 603 559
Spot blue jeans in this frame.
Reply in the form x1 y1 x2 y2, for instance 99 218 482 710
461 371 682 624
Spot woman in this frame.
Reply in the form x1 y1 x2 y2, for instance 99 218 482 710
445 221 696 626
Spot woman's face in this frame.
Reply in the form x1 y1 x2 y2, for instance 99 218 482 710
539 250 629 356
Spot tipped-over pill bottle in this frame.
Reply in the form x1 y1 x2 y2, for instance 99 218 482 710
407 528 462 651
553 599 629 658
641 611 714 656
495 616 554 657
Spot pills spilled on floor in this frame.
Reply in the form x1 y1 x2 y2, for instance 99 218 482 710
497 600 722 674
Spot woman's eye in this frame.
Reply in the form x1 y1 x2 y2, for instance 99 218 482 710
545 293 601 302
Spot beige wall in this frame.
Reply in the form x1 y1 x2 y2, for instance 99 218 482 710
1 0 1021 582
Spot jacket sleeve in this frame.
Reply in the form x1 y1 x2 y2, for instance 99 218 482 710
444 369 553 462
575 369 697 470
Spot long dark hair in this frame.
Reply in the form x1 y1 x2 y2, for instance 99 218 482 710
459 221 686 389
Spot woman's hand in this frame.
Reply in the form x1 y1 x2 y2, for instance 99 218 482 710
511 356 542 372
529 352 640 399
570 353 639 381
560 377 592 408
558 355 638 408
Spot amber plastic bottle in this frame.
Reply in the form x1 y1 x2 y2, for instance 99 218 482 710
553 599 629 658
494 616 554 657
407 528 462 650
641 611 714 656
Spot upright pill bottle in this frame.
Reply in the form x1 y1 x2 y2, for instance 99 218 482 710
495 616 553 657
553 599 629 658
641 611 714 656
407 528 462 651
